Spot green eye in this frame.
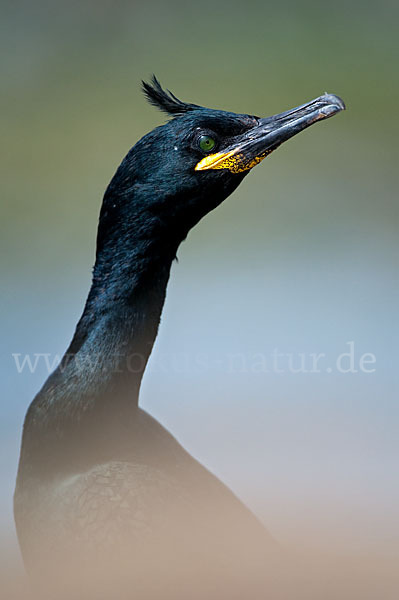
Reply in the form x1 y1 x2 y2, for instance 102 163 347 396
198 135 216 153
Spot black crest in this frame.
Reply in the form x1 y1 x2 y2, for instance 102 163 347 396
142 75 200 117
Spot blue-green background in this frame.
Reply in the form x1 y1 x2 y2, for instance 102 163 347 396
1 0 398 572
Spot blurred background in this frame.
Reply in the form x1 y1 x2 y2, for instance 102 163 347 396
1 0 398 594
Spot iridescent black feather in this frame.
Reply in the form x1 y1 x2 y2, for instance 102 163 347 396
142 75 200 116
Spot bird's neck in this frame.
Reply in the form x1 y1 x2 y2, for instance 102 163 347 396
19 202 184 479
19 171 243 479
67 221 179 406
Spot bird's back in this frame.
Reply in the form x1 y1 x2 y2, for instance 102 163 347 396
15 408 277 599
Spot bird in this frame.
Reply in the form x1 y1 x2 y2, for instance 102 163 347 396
14 77 345 600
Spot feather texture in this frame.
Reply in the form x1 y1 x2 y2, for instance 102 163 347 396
142 75 200 116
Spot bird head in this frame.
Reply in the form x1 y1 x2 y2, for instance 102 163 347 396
101 77 345 246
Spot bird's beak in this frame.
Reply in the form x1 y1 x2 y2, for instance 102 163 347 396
195 93 345 173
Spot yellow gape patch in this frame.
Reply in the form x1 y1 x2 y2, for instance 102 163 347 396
195 149 272 173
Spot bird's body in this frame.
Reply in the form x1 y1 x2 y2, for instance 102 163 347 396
16 408 276 599
14 78 344 599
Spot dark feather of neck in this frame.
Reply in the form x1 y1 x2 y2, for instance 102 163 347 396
19 190 184 479
69 216 177 403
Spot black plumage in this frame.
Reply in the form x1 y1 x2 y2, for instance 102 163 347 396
142 75 201 114
14 78 344 599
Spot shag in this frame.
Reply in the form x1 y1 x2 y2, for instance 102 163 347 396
14 78 344 599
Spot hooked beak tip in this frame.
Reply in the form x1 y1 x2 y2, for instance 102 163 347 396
320 93 346 115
